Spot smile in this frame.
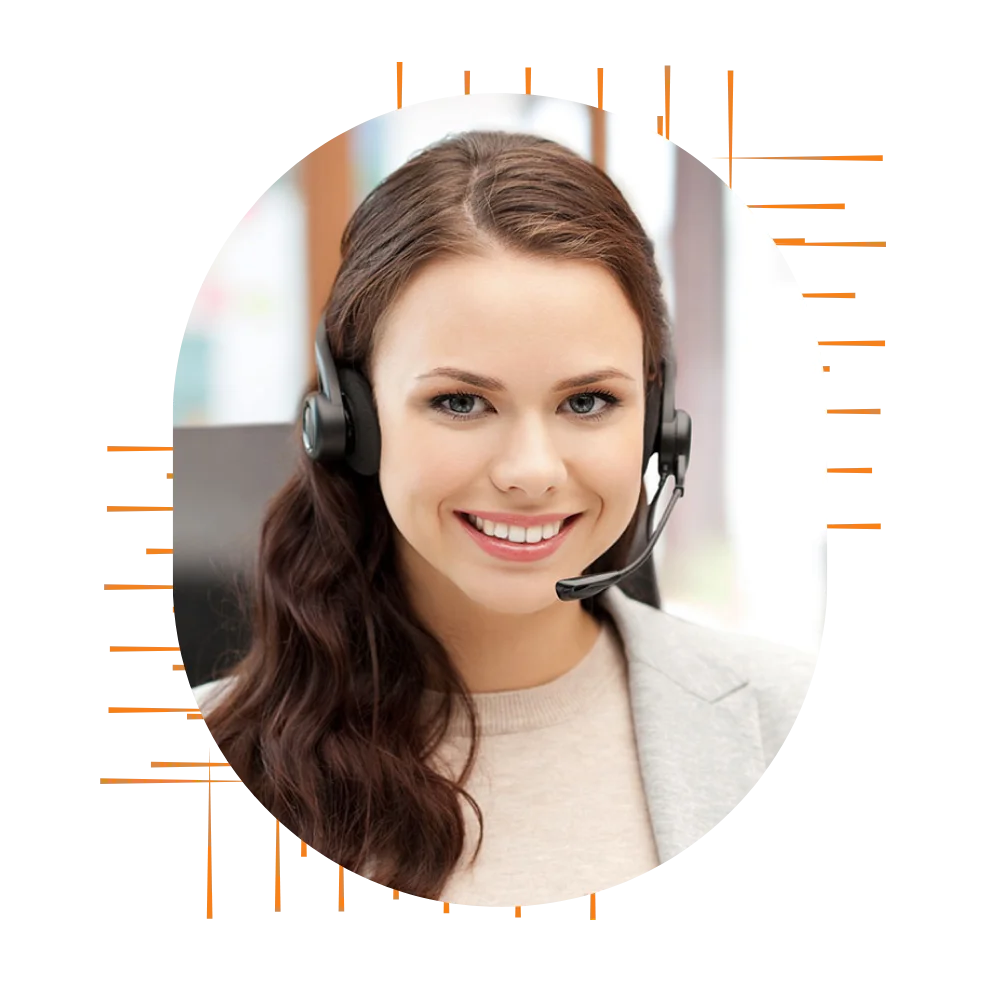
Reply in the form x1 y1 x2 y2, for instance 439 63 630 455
454 511 582 563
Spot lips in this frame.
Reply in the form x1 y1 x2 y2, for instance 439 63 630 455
454 510 581 563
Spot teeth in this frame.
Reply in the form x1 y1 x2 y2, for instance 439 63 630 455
465 513 567 543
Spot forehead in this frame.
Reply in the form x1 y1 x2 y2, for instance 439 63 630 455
371 250 644 375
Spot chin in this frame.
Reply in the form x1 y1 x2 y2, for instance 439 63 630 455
456 574 565 616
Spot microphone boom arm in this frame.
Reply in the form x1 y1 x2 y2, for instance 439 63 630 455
554 468 684 602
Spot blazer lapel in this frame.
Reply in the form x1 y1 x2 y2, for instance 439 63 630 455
600 587 768 863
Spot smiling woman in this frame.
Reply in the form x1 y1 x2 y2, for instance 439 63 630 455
191 128 814 907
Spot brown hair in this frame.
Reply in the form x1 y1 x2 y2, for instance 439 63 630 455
203 130 670 899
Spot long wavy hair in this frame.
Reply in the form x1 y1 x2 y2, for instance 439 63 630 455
203 129 671 899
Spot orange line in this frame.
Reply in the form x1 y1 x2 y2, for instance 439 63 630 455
393 889 399 899
205 840 215 920
727 70 733 188
664 65 670 139
443 901 450 913
110 646 179 651
100 778 242 783
150 761 231 767
515 906 521 918
819 153 885 163
107 446 172 451
146 548 172 554
828 523 881 529
726 155 882 161
396 61 402 109
104 584 173 590
828 409 881 414
275 820 281 912
590 893 596 920
207 765 213 919
803 292 855 298
657 115 663 136
525 67 531 95
301 840 307 857
173 664 185 670
818 340 884 346
822 366 830 372
828 468 872 473
597 67 603 110
108 705 201 721
747 201 847 212
104 503 174 514
464 70 469 95
774 238 885 247
166 473 173 479
188 714 203 720
339 865 344 911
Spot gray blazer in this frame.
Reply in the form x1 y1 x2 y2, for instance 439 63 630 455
193 584 815 865
598 585 815 863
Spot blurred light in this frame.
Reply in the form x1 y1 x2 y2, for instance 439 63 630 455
174 170 307 426
720 194 826 651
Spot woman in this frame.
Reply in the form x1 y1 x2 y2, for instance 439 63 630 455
193 129 814 907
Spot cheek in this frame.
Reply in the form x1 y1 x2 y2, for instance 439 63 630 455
378 415 481 520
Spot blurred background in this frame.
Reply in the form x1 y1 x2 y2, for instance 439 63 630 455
174 94 825 685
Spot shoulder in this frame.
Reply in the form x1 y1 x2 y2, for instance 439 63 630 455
668 615 815 761
601 586 816 758
660 607 815 707
191 675 238 713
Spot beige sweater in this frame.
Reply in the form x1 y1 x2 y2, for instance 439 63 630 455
430 618 660 907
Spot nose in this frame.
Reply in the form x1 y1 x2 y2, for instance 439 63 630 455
489 413 569 499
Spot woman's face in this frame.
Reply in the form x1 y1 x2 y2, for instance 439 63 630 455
369 248 647 616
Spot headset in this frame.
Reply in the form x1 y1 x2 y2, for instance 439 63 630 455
302 318 692 602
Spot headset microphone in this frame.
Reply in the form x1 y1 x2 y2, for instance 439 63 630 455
553 465 685 602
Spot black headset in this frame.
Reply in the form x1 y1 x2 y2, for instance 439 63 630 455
302 318 691 602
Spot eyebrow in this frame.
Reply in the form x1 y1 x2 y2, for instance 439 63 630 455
416 367 636 392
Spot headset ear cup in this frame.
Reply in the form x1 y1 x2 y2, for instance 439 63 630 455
302 391 346 467
338 368 381 477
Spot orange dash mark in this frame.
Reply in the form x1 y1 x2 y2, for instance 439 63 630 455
515 906 521 918
525 67 531 95
104 444 174 454
396 59 406 108
393 889 399 900
443 901 450 913
337 865 347 913
726 69 736 189
104 503 174 514
803 292 855 298
108 706 195 713
207 760 213 919
773 236 889 250
464 70 470 95
590 893 597 919
828 468 873 473
828 523 881 529
109 646 180 651
823 366 830 372
656 63 673 139
752 201 847 212
827 409 881 414
301 840 307 857
146 548 173 554
104 584 173 590
173 664 185 670
597 67 603 110
818 340 885 346
271 820 281 911
187 714 203 720
166 473 173 479
726 155 883 161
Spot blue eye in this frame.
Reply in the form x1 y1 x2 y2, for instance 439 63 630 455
429 391 622 423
